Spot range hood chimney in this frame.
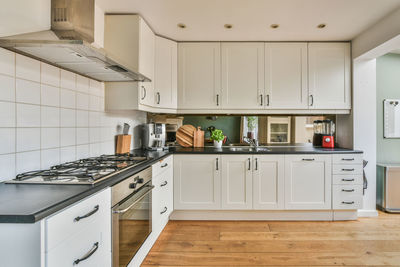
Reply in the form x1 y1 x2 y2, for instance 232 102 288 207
0 0 150 82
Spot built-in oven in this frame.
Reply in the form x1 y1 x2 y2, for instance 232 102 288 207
112 167 153 267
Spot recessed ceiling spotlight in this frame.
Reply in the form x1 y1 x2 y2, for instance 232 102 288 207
177 23 186 29
270 24 279 29
224 24 233 29
317 23 326 29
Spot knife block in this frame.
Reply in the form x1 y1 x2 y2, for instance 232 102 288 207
116 135 132 154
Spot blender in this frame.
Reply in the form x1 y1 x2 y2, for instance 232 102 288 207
312 120 323 146
322 119 335 148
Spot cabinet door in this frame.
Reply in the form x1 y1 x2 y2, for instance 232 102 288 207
138 19 155 106
253 155 284 210
284 155 332 210
178 43 221 109
308 43 351 109
174 155 221 209
154 36 177 109
221 43 264 109
265 43 308 109
221 155 253 209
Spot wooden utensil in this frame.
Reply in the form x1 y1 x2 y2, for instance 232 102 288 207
194 127 204 147
176 125 196 147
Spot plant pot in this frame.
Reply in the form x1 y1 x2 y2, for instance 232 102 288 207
213 140 222 148
247 131 255 139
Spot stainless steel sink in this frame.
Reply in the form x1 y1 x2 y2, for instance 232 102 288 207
228 147 270 152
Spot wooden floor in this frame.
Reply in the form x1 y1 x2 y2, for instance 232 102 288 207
142 211 400 266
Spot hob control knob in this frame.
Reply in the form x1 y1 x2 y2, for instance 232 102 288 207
129 183 137 189
136 178 144 184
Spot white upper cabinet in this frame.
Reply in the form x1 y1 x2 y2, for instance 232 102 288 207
178 43 221 109
308 43 351 109
221 43 264 109
265 43 308 109
284 155 332 210
221 155 253 209
253 155 285 210
154 36 177 109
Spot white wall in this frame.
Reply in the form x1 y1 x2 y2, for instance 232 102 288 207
0 48 146 182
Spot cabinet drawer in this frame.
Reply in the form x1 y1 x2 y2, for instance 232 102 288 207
332 185 363 210
46 222 111 267
153 163 173 185
332 154 363 165
332 164 363 175
46 188 111 251
332 174 363 185
152 155 173 177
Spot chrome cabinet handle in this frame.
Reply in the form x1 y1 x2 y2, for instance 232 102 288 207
216 158 219 170
161 181 168 187
248 158 251 171
160 206 168 214
161 163 168 168
310 95 314 106
266 94 270 106
260 94 263 106
74 205 99 222
74 242 99 265
141 86 146 100
255 158 258 171
342 178 355 182
302 158 315 161
216 94 219 106
157 92 161 104
342 189 355 192
342 168 355 172
113 185 155 214
342 158 354 161
342 201 355 205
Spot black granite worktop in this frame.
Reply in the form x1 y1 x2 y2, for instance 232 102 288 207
0 146 361 223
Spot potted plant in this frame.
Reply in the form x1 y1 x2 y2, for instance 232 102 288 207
247 116 257 139
210 129 224 148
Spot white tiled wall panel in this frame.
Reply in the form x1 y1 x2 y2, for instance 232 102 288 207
0 48 147 182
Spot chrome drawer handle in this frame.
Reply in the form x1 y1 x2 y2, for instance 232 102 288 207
302 158 315 161
342 168 355 171
161 163 168 168
160 206 168 214
216 158 219 170
74 242 99 265
74 205 99 222
342 178 355 182
141 86 146 100
248 158 251 171
342 201 355 205
342 189 355 192
342 158 354 161
161 181 168 187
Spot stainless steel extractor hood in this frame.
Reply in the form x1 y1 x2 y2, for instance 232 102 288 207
0 0 150 82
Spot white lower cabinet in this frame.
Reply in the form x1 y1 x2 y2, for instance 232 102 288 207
221 155 253 209
284 155 332 210
253 155 285 209
174 155 221 209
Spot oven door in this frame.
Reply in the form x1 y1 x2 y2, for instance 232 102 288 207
112 183 154 267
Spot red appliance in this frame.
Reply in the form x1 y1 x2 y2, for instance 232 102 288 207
322 135 334 148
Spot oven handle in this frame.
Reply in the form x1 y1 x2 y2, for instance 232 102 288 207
112 185 155 214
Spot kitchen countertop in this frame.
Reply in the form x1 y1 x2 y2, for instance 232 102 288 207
0 145 361 224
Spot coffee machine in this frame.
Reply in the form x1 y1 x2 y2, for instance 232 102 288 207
142 123 166 150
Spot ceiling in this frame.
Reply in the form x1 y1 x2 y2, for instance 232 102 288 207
96 0 400 41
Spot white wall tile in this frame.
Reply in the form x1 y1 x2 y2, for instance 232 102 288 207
16 150 41 173
89 128 101 143
41 63 60 87
60 146 76 162
89 111 100 127
16 54 40 82
89 79 102 96
0 74 15 102
0 101 15 127
16 103 40 127
76 128 89 145
101 127 113 142
0 128 15 154
61 128 76 147
101 141 114 155
89 95 101 111
0 154 15 181
16 128 40 152
41 106 59 127
0 48 15 77
76 144 89 159
60 89 76 109
60 70 76 90
41 128 60 149
76 110 89 127
41 84 60 107
76 92 89 110
76 75 89 93
89 143 100 157
41 148 60 169
16 79 40 104
60 108 76 127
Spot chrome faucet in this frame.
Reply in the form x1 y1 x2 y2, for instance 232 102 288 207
243 137 259 148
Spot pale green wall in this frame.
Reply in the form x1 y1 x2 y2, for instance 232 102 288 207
376 53 400 163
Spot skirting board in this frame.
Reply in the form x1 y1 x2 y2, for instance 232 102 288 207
170 210 359 221
357 209 379 217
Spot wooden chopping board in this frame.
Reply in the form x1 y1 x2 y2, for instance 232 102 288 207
176 125 196 147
